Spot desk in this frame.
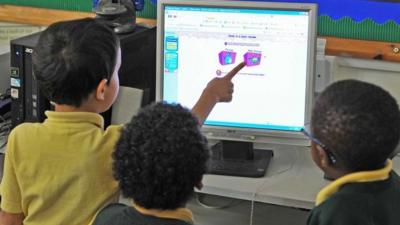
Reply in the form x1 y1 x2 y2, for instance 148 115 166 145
200 144 400 209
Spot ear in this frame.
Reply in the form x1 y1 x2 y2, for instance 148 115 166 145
95 79 108 101
316 145 331 168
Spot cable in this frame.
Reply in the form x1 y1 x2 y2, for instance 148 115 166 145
0 120 11 128
266 149 299 178
0 115 11 149
195 193 243 209
0 139 7 149
0 89 11 100
0 116 11 132
249 192 256 225
248 148 300 225
0 134 9 149
0 133 8 149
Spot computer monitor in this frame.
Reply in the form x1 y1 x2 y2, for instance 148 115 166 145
156 0 317 177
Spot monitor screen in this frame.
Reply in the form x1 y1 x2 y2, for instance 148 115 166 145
157 0 316 143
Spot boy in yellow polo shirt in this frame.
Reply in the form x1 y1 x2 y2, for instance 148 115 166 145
0 18 244 225
304 80 400 225
92 103 209 225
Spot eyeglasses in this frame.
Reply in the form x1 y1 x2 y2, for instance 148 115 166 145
301 124 338 164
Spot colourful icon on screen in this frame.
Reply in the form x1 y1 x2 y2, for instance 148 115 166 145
165 52 178 71
244 52 262 66
219 50 237 65
165 36 179 51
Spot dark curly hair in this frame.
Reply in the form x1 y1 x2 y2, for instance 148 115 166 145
113 102 209 209
312 80 400 171
32 18 119 107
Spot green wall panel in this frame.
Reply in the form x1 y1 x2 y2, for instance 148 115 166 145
319 15 400 43
1 1 399 42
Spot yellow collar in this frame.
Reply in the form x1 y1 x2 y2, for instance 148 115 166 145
45 111 104 129
316 160 393 206
132 203 194 224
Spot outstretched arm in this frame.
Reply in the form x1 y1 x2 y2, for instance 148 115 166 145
192 62 245 125
0 211 24 225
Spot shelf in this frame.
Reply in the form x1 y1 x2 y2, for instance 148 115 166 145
0 5 156 27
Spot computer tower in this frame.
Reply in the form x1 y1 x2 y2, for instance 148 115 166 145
10 25 156 128
10 33 49 127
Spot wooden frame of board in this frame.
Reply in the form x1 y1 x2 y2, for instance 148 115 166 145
0 4 399 62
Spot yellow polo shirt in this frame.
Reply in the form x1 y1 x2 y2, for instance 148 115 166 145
0 111 121 225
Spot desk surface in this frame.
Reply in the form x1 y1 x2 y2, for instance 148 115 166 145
200 144 400 209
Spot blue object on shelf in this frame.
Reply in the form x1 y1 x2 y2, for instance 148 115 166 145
93 0 145 11
135 0 145 11
93 0 101 8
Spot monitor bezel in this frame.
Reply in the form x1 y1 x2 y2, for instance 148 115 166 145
156 0 317 146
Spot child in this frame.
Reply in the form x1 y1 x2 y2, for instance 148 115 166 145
306 80 400 225
91 103 209 225
0 18 244 225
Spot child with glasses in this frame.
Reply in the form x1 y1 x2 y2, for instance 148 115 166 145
306 79 400 225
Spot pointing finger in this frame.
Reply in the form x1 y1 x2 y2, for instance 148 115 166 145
224 61 246 81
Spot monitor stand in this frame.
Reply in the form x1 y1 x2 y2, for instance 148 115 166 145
207 140 273 178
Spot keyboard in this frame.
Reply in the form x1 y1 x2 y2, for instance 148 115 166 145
208 160 264 177
207 149 273 178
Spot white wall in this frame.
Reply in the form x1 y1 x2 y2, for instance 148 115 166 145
0 22 44 93
0 22 44 54
0 53 10 93
332 57 400 103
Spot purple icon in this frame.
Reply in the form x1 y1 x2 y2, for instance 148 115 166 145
219 50 237 65
244 52 262 66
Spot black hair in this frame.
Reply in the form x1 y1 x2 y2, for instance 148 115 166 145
32 18 119 107
312 79 400 171
113 102 209 209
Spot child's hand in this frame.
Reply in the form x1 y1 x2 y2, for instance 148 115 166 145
191 62 245 125
204 62 245 102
